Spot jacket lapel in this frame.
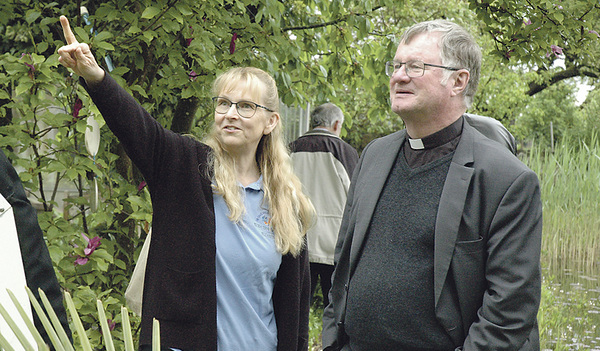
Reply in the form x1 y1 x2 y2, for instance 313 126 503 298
434 123 476 306
349 131 405 275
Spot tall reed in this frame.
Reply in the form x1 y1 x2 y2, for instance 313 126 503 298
524 132 600 269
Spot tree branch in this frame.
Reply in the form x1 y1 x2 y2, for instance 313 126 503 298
282 6 383 32
527 66 599 96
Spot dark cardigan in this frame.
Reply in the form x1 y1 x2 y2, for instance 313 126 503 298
85 74 310 351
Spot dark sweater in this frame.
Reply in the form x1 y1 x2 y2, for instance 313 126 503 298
85 74 310 351
345 147 455 350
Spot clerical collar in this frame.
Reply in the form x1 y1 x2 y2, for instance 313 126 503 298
407 116 464 150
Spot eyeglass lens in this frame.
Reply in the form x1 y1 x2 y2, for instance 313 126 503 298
386 61 425 77
213 97 257 118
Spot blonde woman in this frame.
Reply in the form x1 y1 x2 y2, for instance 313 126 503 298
58 16 314 351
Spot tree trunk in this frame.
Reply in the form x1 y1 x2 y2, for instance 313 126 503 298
170 96 200 134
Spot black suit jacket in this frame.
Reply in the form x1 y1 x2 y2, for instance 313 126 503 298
0 149 71 347
323 122 542 350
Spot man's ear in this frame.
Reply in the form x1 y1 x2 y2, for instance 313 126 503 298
332 120 343 136
451 70 470 97
264 112 280 135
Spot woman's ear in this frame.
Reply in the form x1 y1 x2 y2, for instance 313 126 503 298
263 112 280 135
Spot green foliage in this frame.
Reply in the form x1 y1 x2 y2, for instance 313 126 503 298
538 275 599 350
309 284 325 350
571 86 600 144
528 134 600 348
0 0 598 348
525 133 600 267
469 0 599 67
0 7 150 346
0 287 159 350
513 81 579 146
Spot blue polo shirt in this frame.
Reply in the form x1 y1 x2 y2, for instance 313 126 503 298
213 177 282 351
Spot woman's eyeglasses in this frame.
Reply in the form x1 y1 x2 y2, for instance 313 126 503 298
212 97 273 118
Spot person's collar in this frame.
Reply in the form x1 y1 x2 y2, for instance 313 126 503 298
305 128 338 138
407 116 463 150
211 175 263 191
240 175 263 191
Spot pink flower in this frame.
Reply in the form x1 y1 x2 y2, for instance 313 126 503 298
84 235 101 255
589 30 600 38
546 44 563 58
74 233 101 264
523 19 532 26
229 33 238 54
188 70 199 81
74 257 89 265
137 180 147 192
72 98 83 119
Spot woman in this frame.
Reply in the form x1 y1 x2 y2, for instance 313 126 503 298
57 16 314 351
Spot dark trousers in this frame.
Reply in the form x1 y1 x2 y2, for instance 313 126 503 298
310 262 335 307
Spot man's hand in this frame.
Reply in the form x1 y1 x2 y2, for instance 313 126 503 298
57 15 105 85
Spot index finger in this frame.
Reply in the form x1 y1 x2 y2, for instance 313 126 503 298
60 15 78 45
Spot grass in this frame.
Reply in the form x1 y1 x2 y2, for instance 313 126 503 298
525 134 600 269
538 273 599 350
529 134 600 349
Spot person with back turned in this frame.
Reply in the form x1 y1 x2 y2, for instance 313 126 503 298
289 103 359 309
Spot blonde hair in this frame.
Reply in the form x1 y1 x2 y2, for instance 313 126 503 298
204 67 314 256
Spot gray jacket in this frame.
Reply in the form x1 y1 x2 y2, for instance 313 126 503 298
290 129 359 265
322 121 542 351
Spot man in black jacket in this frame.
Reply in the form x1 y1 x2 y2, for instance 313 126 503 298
0 149 71 347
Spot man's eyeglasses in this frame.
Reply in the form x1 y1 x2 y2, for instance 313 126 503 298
212 97 273 118
385 60 460 78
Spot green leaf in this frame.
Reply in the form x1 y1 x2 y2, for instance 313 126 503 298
319 65 328 78
0 295 37 350
5 290 48 350
94 31 113 42
64 292 93 351
175 3 193 16
141 6 161 19
25 10 41 24
37 41 49 54
37 289 75 351
95 41 115 51
96 301 115 351
73 27 90 43
127 25 141 34
92 249 114 263
24 287 66 351
553 11 564 23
